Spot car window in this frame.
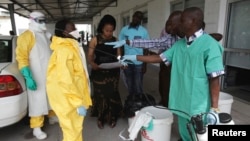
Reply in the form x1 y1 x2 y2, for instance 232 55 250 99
0 40 12 63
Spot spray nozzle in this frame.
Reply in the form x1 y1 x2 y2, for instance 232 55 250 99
191 114 206 134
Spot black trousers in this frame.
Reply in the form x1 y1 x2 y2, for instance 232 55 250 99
158 62 171 107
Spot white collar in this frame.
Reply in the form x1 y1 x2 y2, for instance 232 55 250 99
186 28 204 42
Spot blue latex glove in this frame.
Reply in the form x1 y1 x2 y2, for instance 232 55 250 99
121 55 137 62
206 108 220 125
77 106 87 116
117 56 128 66
20 66 37 90
119 59 128 67
104 40 126 48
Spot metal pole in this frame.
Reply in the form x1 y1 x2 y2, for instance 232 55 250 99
8 4 17 35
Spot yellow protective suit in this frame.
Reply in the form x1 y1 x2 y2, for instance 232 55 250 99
46 36 92 141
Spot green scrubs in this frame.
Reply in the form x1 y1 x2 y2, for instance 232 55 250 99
162 34 224 141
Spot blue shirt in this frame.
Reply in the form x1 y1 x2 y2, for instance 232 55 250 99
119 25 149 65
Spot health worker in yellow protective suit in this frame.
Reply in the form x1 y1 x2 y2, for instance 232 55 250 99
16 11 58 140
46 19 92 141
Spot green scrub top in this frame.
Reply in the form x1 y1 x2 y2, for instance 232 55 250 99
163 34 224 119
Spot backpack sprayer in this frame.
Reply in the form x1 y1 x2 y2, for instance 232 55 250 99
189 111 234 141
155 106 235 141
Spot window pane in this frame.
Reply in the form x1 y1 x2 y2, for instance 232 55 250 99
0 40 12 63
227 0 250 49
171 1 183 12
185 0 205 11
225 0 250 69
171 0 205 12
123 16 130 26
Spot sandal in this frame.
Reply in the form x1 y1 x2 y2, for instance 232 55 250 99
97 120 104 129
109 118 117 128
109 120 116 128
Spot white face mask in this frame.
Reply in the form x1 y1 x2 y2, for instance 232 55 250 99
38 23 47 31
69 30 81 39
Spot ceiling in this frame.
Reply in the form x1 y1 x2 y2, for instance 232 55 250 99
0 0 117 23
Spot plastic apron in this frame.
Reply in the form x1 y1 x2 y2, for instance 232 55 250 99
28 31 52 116
78 44 91 94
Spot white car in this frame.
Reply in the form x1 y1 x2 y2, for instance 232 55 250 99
0 35 28 128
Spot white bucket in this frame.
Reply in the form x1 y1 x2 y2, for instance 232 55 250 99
128 111 139 127
218 92 234 114
128 116 134 127
139 106 173 141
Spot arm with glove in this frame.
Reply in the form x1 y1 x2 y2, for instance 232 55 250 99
16 31 37 90
121 54 163 64
105 36 175 49
105 40 128 48
206 77 221 125
20 66 37 90
105 27 129 48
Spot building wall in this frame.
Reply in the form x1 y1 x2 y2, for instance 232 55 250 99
93 0 170 38
204 0 227 44
92 0 227 42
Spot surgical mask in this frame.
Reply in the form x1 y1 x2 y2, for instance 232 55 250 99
38 23 47 31
69 30 81 39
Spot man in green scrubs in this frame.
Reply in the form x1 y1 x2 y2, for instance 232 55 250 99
120 7 225 141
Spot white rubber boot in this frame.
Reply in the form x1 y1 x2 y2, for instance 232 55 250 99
33 127 47 140
49 116 59 125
